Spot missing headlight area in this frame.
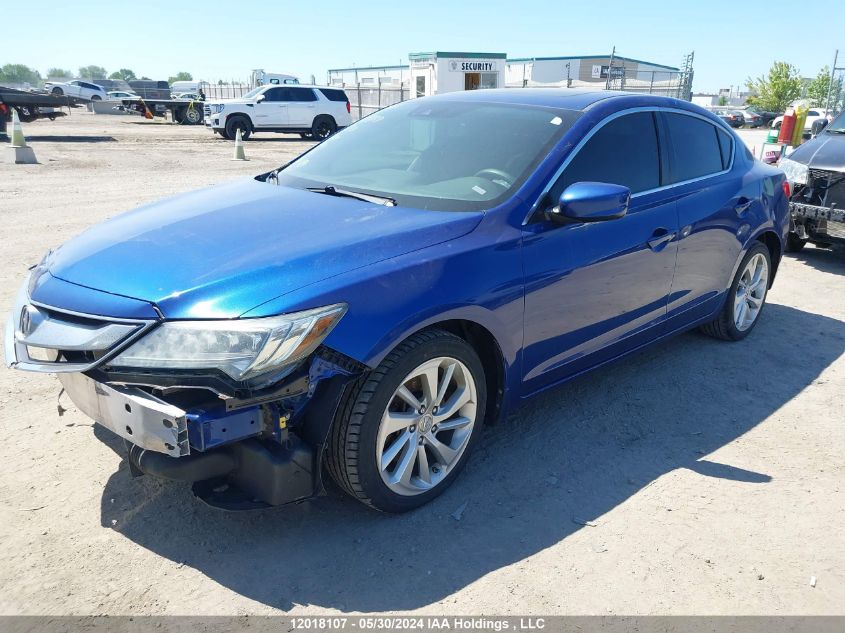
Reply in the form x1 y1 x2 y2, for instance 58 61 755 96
790 168 845 247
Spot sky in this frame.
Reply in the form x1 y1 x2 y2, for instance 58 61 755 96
4 0 841 93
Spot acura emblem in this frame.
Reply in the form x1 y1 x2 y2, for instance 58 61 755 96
19 304 43 337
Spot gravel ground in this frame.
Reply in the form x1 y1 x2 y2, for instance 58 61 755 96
0 113 843 616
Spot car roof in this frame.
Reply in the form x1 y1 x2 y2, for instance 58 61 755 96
428 88 705 114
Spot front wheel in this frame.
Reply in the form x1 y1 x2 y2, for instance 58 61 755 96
225 116 251 140
785 232 807 253
701 243 771 341
327 329 486 513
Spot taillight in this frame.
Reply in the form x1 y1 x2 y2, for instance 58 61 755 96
782 180 791 199
346 100 351 114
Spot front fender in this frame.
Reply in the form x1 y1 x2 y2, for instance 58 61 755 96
241 213 526 404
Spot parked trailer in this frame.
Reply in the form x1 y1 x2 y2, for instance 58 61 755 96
0 86 86 138
120 97 205 125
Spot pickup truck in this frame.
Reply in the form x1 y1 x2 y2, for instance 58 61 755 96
779 110 845 251
204 84 351 140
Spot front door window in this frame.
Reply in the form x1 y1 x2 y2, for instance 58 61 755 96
415 76 426 98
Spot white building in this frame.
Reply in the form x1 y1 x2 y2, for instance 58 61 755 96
505 55 679 89
329 51 507 97
329 51 678 97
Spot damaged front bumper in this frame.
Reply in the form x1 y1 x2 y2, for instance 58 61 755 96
6 280 363 509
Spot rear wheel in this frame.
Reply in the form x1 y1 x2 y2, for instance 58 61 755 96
51 87 63 96
90 95 101 102
701 243 771 341
327 329 486 513
225 116 251 140
311 115 336 140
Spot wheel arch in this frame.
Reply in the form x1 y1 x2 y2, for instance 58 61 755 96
418 319 507 426
755 230 782 287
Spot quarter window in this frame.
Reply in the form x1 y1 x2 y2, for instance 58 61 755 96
664 113 726 183
553 111 660 199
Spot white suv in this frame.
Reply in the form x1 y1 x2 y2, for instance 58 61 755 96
204 85 351 140
45 80 108 101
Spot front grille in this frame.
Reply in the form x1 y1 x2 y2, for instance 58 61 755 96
9 302 155 372
203 105 211 116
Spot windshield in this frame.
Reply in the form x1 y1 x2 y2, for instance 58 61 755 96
275 99 580 211
827 110 845 133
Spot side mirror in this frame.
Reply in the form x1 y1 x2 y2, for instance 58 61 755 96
256 94 266 103
548 182 630 224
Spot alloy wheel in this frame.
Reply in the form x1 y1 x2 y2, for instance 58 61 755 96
734 253 768 331
376 357 477 496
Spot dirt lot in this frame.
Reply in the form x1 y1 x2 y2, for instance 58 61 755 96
0 113 843 616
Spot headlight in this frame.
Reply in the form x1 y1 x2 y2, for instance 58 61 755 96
778 158 808 185
110 304 346 381
211 104 224 114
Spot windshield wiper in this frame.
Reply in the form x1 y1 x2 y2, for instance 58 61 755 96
307 185 396 207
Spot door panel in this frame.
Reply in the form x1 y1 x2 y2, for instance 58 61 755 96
253 87 288 127
522 193 678 389
521 111 679 392
286 88 318 126
660 112 758 326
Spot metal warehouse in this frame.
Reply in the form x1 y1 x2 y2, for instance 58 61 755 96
328 50 683 98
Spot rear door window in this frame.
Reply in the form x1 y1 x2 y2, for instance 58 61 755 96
664 113 728 182
553 111 661 198
287 88 318 102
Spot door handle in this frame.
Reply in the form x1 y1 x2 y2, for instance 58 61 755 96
735 197 753 215
647 229 676 251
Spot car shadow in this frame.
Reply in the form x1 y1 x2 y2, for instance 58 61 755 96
96 303 844 612
24 135 117 143
787 244 845 275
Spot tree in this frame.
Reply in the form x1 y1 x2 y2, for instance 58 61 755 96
805 66 843 110
78 65 108 80
745 61 802 113
717 95 728 106
109 68 137 81
46 67 72 78
0 64 42 85
168 71 193 84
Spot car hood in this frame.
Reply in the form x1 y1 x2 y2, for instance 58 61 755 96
44 179 482 319
787 133 845 171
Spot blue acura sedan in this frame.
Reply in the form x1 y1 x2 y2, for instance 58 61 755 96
5 90 789 512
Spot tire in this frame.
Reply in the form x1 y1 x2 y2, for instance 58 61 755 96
311 115 336 140
51 87 63 96
183 105 202 125
91 95 101 101
225 115 251 140
700 243 771 341
773 121 782 130
14 106 37 123
327 329 487 513
785 232 807 253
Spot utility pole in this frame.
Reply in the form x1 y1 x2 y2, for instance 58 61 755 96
824 49 839 115
605 46 616 90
